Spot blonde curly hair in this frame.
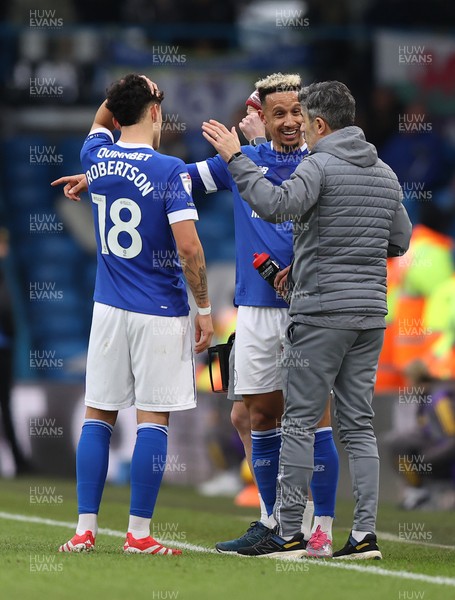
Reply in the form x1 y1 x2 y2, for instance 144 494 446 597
255 73 302 104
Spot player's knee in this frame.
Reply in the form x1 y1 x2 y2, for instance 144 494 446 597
230 403 250 435
249 409 279 431
85 407 118 426
244 393 282 431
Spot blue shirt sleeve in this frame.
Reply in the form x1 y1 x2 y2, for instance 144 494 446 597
186 155 232 193
80 128 114 163
165 159 199 224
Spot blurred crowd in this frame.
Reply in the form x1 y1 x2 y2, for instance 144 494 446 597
378 221 455 509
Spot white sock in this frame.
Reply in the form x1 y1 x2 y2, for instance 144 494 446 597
351 529 373 543
258 493 269 525
300 500 314 540
128 515 151 539
264 514 276 529
76 513 98 536
312 516 333 541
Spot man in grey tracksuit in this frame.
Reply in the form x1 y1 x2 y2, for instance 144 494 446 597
202 80 412 559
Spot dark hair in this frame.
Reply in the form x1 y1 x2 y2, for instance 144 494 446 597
105 74 164 127
299 81 355 130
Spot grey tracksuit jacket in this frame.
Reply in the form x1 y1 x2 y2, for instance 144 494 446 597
228 126 412 324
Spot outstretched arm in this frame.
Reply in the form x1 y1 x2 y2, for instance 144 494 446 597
50 101 113 201
202 119 321 221
51 174 87 201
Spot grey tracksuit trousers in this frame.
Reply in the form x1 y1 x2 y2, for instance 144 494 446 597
275 322 385 537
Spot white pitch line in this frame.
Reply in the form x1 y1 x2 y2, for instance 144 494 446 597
0 512 218 554
1 512 454 588
377 531 455 551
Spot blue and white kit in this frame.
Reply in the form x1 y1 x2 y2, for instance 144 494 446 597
188 141 308 394
81 127 198 411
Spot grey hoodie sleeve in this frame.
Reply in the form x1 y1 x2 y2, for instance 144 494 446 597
388 202 412 257
227 154 322 222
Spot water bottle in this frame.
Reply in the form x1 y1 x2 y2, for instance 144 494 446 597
253 252 280 286
252 252 290 303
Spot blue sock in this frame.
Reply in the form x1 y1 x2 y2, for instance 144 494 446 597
130 424 168 519
77 419 113 514
251 428 282 516
311 428 339 518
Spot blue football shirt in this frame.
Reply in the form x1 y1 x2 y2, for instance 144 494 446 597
80 127 198 317
187 141 308 307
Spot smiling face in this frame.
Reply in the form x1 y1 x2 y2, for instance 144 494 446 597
259 91 304 151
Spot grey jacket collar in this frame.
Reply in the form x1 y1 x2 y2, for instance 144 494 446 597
310 126 378 168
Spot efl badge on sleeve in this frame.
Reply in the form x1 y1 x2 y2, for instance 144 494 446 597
179 172 192 196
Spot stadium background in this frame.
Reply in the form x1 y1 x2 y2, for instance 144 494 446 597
0 0 454 510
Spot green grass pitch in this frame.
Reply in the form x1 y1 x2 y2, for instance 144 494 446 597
1 477 454 600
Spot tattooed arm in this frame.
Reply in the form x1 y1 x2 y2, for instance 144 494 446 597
171 220 214 353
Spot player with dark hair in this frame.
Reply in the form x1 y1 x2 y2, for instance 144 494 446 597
104 75 164 125
56 74 213 555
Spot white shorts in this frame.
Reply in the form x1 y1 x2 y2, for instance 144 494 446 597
85 302 196 412
234 305 290 395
